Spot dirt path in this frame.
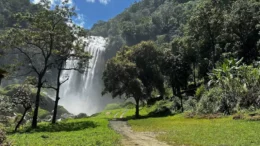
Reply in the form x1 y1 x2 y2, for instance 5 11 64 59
110 120 170 146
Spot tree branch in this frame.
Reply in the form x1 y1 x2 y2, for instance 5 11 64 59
60 77 69 85
43 86 57 91
15 47 40 75
26 41 47 58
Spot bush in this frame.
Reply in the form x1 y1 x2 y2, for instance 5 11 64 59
0 130 6 145
170 96 182 112
183 97 197 112
104 103 122 110
195 84 205 100
75 113 88 119
147 100 174 117
203 59 260 114
197 87 223 114
121 101 135 109
38 108 50 120
0 129 10 146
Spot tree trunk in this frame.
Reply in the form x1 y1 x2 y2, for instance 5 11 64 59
193 63 197 86
135 98 140 118
52 68 62 124
32 77 43 128
180 96 183 113
177 87 184 112
172 84 177 96
15 107 29 132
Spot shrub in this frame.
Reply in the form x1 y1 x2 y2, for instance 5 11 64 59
121 101 135 109
197 87 223 114
0 129 10 146
204 58 260 114
183 97 197 112
38 108 50 120
195 84 205 100
104 103 122 110
147 100 174 117
0 130 6 145
75 113 88 119
171 96 182 112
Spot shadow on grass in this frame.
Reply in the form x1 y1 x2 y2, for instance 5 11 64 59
122 107 175 121
114 112 175 121
16 121 98 133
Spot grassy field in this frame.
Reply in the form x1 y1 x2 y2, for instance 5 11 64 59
6 106 260 146
8 117 121 146
129 114 260 146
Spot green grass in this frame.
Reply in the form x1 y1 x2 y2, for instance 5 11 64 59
8 117 121 146
6 105 260 146
129 114 260 146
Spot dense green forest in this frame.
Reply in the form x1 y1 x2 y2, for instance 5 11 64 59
94 0 260 117
0 0 260 145
91 0 197 59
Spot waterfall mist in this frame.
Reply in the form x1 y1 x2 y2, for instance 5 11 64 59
60 36 118 115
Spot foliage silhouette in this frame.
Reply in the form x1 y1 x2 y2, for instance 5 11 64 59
18 121 98 133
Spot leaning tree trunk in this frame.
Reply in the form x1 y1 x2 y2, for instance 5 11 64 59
135 97 140 118
32 77 43 128
52 89 60 124
52 68 62 124
15 107 29 132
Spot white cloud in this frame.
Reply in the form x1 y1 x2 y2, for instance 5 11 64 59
32 0 73 7
32 0 85 28
86 0 111 5
86 0 95 3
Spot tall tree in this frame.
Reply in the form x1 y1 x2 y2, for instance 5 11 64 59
187 0 224 77
47 36 91 124
103 41 164 118
222 0 260 63
0 0 80 128
162 39 191 112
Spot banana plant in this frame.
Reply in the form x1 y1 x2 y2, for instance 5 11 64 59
208 58 244 114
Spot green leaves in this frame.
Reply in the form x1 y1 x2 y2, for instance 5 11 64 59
207 58 260 113
103 41 164 100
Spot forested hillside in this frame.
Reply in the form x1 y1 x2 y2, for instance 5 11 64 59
100 0 260 117
90 0 196 59
0 0 38 29
0 0 259 145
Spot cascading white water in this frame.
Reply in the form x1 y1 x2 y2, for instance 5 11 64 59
59 36 116 115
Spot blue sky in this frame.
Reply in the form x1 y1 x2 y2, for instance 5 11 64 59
32 0 139 29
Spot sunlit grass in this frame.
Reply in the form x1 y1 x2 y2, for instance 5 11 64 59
8 118 121 146
7 105 260 146
129 114 260 146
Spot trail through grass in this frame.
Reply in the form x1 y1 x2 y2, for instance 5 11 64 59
129 114 260 146
7 106 260 146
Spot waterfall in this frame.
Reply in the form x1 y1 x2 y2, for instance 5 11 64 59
59 36 115 115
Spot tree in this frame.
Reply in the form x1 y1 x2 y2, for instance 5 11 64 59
103 55 144 118
103 41 164 118
12 83 33 132
187 0 224 77
47 36 91 124
162 39 191 112
0 0 80 128
222 0 260 64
